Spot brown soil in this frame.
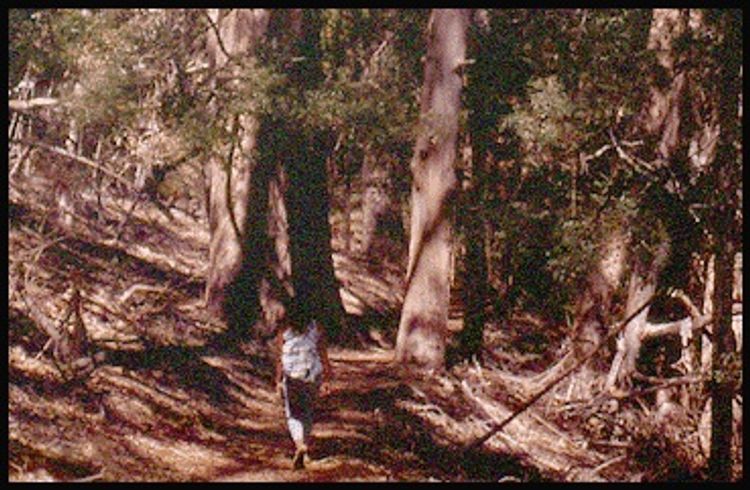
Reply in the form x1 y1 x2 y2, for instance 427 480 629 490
9 339 546 482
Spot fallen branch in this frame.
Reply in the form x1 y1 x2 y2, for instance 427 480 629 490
9 97 59 112
70 470 105 483
11 138 133 188
669 289 702 318
464 293 656 452
9 145 33 180
118 283 169 305
591 454 626 477
641 315 712 339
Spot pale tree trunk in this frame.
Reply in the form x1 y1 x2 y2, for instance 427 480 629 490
605 240 670 390
573 225 629 358
638 9 688 162
395 9 469 370
606 9 687 391
528 223 629 389
550 13 692 378
204 9 270 322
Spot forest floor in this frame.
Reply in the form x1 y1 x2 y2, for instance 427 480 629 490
8 338 603 482
9 171 728 482
9 338 551 482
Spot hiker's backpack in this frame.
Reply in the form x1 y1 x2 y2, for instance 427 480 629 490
281 320 323 383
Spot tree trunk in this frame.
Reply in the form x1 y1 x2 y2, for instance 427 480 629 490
452 11 494 363
204 9 270 323
605 239 670 390
276 9 347 341
708 9 741 481
572 224 628 359
709 240 737 480
637 9 688 162
284 125 346 340
606 9 687 390
395 9 469 370
359 150 393 260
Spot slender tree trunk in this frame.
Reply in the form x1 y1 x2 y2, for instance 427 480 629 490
452 11 494 362
709 240 736 480
395 9 469 370
708 9 741 481
359 150 391 259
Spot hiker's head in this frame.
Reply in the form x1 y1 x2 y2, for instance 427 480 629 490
287 301 315 332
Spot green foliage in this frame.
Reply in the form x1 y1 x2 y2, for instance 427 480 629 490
503 75 579 168
9 9 37 88
314 10 424 153
17 10 93 82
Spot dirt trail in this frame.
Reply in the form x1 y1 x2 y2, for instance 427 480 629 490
204 346 548 482
215 348 406 482
10 339 528 482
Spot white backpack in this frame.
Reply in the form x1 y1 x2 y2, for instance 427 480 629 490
281 320 323 383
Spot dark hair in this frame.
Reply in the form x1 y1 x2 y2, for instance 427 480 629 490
287 300 314 333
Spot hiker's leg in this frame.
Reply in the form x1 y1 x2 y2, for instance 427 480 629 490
283 377 305 446
301 380 321 445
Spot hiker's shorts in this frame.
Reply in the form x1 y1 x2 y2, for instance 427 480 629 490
283 376 320 445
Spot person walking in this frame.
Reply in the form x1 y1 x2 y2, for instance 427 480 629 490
275 303 332 470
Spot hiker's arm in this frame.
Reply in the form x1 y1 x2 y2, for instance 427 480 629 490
274 329 284 387
319 329 332 380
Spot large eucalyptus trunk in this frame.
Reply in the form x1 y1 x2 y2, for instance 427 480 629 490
395 9 469 370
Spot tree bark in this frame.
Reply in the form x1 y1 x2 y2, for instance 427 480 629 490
572 224 628 359
395 9 469 370
273 9 347 341
203 9 272 336
637 9 688 163
605 239 670 390
359 150 393 260
708 9 741 481
606 9 687 390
